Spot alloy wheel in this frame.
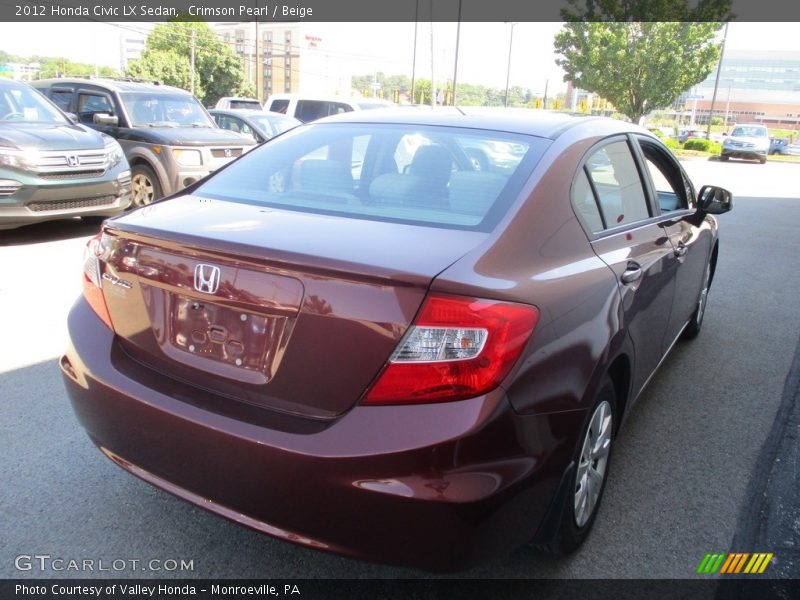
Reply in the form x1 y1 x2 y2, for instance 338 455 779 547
574 400 613 528
131 172 156 206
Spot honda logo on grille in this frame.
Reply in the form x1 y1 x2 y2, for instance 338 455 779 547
224 148 232 158
66 155 81 167
194 264 221 294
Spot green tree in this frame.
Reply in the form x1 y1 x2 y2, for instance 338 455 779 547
555 1 732 123
561 0 733 21
556 22 724 123
126 21 251 105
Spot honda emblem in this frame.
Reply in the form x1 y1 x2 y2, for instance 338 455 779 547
66 155 81 167
194 264 221 294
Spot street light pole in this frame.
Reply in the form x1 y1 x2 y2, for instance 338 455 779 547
451 0 462 106
504 22 517 108
706 22 729 137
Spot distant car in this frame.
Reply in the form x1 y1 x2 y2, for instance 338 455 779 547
720 124 770 164
769 138 789 155
785 142 800 156
264 93 395 123
61 110 733 571
214 97 263 110
678 129 708 143
209 109 301 144
0 78 130 230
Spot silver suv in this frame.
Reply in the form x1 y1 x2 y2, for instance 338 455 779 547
32 78 256 206
720 124 770 164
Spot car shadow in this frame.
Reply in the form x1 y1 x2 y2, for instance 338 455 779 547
0 218 103 246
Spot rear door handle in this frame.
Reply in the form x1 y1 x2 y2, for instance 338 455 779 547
674 242 688 258
621 263 643 284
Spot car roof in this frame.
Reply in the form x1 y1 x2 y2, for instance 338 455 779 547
32 77 189 95
315 107 646 141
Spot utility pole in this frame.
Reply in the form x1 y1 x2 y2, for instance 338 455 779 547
542 79 549 110
452 0 462 106
706 22 729 137
410 0 419 104
504 22 517 108
255 19 262 103
429 18 436 109
190 24 196 95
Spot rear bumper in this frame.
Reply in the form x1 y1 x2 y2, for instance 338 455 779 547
60 297 584 571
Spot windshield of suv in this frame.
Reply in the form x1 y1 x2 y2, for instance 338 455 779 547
731 126 767 138
0 81 67 124
120 92 215 128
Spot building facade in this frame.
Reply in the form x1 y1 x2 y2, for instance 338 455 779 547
214 23 351 102
690 51 800 130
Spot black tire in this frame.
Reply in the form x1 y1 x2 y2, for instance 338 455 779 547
719 155 729 161
544 376 617 555
759 156 767 164
130 164 162 207
682 260 712 340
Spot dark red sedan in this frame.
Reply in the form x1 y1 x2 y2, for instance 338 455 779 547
60 110 732 571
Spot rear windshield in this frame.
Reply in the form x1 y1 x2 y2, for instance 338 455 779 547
195 123 550 231
229 100 262 110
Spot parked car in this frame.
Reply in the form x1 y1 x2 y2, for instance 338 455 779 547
0 78 130 230
264 93 394 123
31 78 256 206
720 124 770 163
768 137 789 155
209 108 301 144
61 110 731 571
213 97 263 110
678 128 708 143
785 142 800 156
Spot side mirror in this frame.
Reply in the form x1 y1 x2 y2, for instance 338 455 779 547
93 113 119 127
65 112 79 124
697 185 733 215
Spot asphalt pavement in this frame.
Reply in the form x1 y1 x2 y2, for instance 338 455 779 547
1 160 799 582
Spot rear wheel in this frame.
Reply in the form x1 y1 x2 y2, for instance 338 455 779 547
682 260 711 340
545 377 616 555
131 164 162 207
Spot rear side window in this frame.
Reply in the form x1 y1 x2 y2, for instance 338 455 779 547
196 123 550 231
295 100 353 123
269 99 290 114
584 141 649 229
49 89 73 111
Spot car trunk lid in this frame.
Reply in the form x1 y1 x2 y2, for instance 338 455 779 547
99 195 486 418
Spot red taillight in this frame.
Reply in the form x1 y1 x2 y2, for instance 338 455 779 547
82 233 114 331
363 294 539 405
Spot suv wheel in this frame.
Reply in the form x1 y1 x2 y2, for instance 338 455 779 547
131 165 162 207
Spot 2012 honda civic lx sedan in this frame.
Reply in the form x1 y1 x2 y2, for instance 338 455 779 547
60 110 732 571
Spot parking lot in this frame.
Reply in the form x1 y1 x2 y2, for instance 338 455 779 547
1 158 799 579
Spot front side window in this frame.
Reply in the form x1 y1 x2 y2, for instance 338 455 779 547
77 93 112 124
195 123 549 231
639 141 691 213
